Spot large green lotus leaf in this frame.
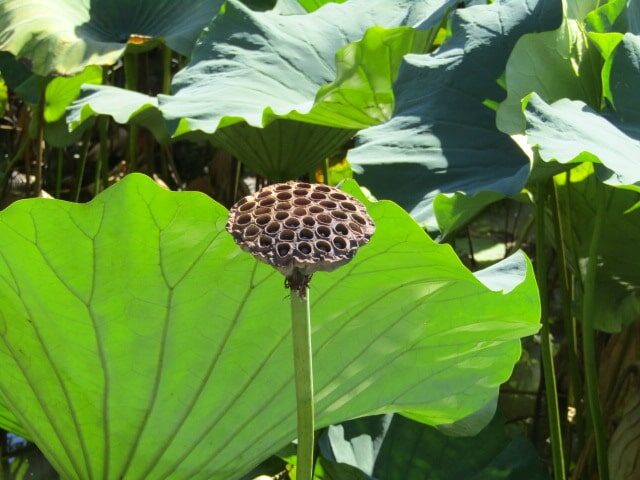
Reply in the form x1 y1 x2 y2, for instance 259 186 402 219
0 0 225 76
67 0 456 180
497 18 602 135
0 174 539 479
585 0 640 34
553 164 640 332
318 413 548 479
523 94 640 189
45 66 102 123
348 0 563 227
523 31 640 190
433 191 510 239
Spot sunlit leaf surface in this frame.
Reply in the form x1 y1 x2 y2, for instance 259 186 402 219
0 174 539 479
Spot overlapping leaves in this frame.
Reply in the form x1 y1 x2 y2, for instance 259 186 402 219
348 0 563 227
0 174 540 479
67 0 457 180
0 0 225 75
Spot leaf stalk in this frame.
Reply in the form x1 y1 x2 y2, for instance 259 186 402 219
290 286 315 480
581 179 609 480
535 180 566 480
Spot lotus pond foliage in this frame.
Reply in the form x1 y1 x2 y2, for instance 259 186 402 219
0 1 638 479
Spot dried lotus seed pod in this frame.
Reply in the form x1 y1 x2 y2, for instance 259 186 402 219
226 181 375 288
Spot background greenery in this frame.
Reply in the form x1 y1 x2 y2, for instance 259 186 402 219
0 0 638 479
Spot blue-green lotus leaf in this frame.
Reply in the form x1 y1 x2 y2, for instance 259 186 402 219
319 413 548 479
67 0 456 180
0 0 225 76
523 33 640 190
0 174 540 479
348 0 563 226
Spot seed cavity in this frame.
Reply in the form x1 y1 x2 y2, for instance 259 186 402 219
259 197 276 207
335 223 348 236
277 192 293 200
299 228 314 240
236 214 252 225
293 197 311 206
284 217 300 229
316 240 331 253
317 214 332 224
256 215 270 226
319 200 337 210
258 235 272 248
298 242 312 255
265 222 281 234
352 213 367 226
341 201 357 212
333 237 347 250
239 201 256 212
280 230 295 241
317 226 331 238
243 225 260 239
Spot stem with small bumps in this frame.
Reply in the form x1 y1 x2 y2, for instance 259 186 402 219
290 284 315 480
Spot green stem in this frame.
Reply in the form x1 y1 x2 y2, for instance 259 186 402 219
95 116 109 196
322 158 330 185
535 180 566 480
162 45 172 95
33 82 46 197
74 131 92 202
551 182 583 436
124 53 139 172
290 287 315 480
582 180 609 480
1 134 30 201
233 159 242 202
55 148 63 198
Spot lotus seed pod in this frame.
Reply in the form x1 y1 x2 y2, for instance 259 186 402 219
226 182 375 280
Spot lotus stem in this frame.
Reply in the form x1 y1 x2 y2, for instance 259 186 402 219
322 158 330 185
34 81 46 197
55 148 63 198
290 284 315 480
551 178 583 447
74 130 92 202
124 53 139 172
162 45 172 95
535 180 566 480
582 179 609 480
96 116 109 196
